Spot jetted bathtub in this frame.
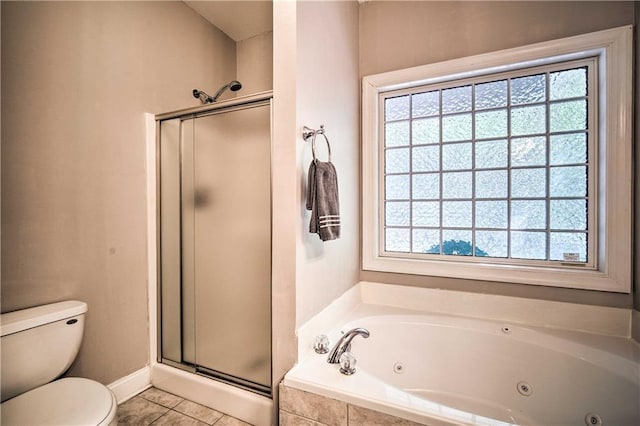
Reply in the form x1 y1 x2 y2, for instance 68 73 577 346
285 310 640 425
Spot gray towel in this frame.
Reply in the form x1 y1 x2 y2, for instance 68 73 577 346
306 160 340 241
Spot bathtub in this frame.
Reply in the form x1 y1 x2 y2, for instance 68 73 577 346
285 301 640 425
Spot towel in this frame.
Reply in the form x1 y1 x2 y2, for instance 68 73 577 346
306 160 340 241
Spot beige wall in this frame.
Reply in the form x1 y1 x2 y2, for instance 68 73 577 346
634 4 640 314
359 1 634 77
359 1 635 308
1 1 236 384
295 1 360 327
237 32 274 95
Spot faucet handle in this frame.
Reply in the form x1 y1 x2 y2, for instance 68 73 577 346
314 334 330 354
339 351 357 375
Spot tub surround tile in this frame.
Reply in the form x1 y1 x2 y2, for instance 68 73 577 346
279 410 326 426
117 396 169 425
279 384 347 426
279 384 429 426
348 405 426 426
174 399 224 424
152 410 209 426
140 387 184 408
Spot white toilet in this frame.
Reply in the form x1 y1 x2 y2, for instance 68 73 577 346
1 301 118 425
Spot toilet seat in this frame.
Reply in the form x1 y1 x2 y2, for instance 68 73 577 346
1 377 117 425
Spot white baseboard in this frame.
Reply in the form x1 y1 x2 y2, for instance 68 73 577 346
107 366 152 404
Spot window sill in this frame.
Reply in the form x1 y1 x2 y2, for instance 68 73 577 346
363 254 629 293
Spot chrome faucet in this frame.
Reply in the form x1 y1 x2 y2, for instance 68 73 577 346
327 328 370 364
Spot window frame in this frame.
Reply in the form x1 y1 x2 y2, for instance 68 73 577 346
362 26 633 293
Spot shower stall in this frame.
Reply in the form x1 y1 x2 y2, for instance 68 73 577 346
155 92 273 402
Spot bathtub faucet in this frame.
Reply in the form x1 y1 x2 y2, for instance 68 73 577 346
327 328 370 364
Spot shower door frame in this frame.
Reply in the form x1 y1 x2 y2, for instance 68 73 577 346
155 91 274 397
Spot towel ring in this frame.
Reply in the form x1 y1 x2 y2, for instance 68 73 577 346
304 125 332 163
311 129 332 163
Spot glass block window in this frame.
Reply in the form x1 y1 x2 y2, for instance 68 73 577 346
381 61 594 266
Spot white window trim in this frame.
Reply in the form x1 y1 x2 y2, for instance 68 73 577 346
362 26 633 293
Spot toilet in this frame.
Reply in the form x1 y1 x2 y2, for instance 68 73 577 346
1 301 118 425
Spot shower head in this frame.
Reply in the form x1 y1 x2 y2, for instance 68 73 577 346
192 80 243 104
212 80 243 102
193 89 214 104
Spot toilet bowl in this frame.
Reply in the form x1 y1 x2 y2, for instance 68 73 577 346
1 301 118 425
1 378 117 425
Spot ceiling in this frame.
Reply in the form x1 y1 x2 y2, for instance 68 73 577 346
184 1 273 42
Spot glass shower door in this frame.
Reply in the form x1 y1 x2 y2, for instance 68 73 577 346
158 99 272 395
191 102 272 391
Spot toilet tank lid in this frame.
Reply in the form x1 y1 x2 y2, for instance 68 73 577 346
1 301 88 337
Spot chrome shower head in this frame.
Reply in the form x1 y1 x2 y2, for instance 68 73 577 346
192 80 243 104
193 89 214 104
212 80 243 102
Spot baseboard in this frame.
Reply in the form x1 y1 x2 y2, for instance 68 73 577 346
107 366 152 404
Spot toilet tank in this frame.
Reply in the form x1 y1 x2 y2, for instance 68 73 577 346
1 301 88 402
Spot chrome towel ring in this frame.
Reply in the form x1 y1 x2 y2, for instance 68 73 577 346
303 125 332 163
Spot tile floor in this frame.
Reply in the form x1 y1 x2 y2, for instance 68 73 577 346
117 387 253 425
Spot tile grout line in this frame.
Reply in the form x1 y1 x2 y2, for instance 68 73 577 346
172 407 218 425
138 393 185 409
346 402 349 426
146 406 217 425
171 399 226 425
171 409 214 426
148 409 171 426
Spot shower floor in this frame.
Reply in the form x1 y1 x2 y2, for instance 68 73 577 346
117 387 253 425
